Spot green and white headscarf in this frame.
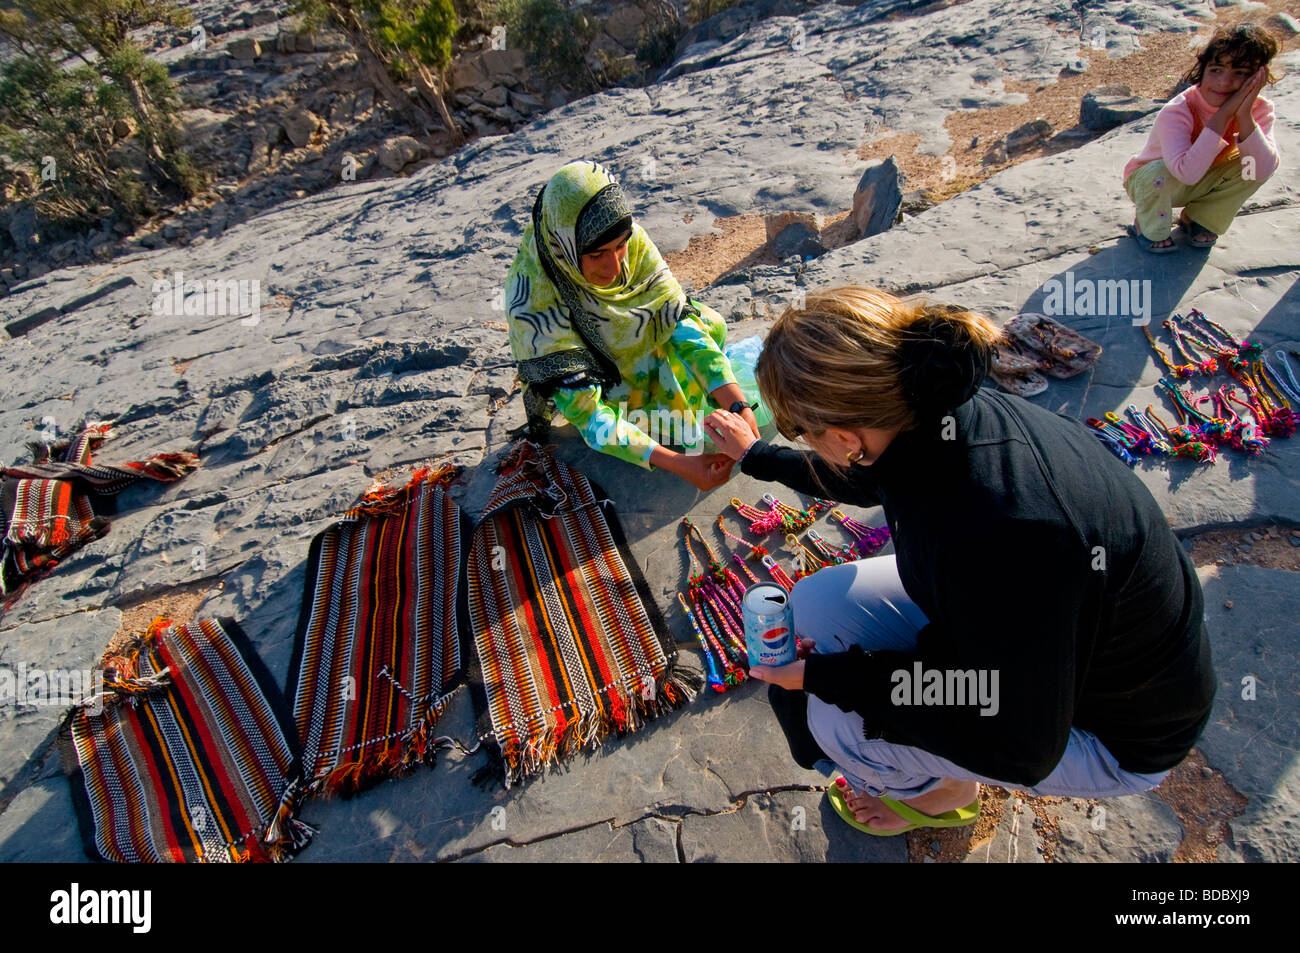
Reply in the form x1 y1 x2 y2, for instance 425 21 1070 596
506 160 698 433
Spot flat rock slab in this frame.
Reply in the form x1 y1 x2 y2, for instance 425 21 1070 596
1195 565 1300 863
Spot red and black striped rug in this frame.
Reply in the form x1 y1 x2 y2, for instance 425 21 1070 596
466 441 701 786
61 617 310 863
287 464 473 797
1 420 198 607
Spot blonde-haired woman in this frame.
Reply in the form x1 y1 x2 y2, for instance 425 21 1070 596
704 287 1216 835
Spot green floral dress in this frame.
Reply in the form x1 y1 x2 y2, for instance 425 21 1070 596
505 160 745 469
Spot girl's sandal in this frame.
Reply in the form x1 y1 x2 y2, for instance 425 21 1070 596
1005 313 1103 379
1127 222 1177 254
1178 214 1218 249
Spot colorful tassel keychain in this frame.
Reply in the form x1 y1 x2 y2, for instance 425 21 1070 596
804 528 854 565
1125 404 1172 456
717 515 797 591
1146 405 1217 462
786 532 832 580
829 509 891 559
1230 361 1297 438
1219 386 1270 455
677 592 736 692
681 517 749 667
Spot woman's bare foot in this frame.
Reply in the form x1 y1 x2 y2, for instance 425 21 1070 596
838 777 980 832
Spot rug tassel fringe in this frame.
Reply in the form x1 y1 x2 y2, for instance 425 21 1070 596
264 778 317 861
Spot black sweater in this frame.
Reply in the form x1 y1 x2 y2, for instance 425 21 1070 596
740 387 1216 784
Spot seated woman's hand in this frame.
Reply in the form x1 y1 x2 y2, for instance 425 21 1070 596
675 451 735 491
703 408 758 462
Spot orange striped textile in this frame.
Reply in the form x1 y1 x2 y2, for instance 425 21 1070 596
287 464 473 797
61 617 310 863
466 440 701 786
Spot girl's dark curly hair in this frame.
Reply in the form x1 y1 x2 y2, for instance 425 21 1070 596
1182 22 1281 86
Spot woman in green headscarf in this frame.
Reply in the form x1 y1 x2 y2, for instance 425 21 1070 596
505 159 760 490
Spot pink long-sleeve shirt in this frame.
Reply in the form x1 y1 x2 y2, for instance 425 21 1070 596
1123 84 1280 186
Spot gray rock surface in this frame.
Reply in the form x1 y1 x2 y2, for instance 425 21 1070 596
1196 565 1299 863
0 0 1295 863
1081 85 1164 132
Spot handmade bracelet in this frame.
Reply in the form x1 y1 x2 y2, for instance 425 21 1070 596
1163 317 1219 377
1187 309 1263 368
1142 325 1197 379
1263 349 1300 405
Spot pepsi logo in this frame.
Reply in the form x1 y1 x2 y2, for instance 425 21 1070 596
761 626 789 647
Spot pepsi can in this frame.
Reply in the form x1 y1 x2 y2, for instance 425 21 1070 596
742 583 796 667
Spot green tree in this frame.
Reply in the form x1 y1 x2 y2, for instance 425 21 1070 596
293 0 465 145
0 0 204 196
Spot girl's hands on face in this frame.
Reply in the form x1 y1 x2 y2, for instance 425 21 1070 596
1235 67 1267 117
703 408 758 461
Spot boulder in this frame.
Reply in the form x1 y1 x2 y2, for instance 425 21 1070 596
1080 85 1163 131
280 107 320 149
586 33 628 72
227 37 262 61
764 210 822 244
480 47 525 82
509 91 545 115
769 222 824 260
296 32 316 53
111 117 134 139
452 54 489 90
378 135 429 172
480 85 509 107
1005 118 1052 154
276 31 296 54
851 155 904 239
605 4 646 48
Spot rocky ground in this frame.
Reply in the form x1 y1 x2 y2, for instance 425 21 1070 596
0 0 1297 863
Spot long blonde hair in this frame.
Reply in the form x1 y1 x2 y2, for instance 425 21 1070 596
755 286 1001 463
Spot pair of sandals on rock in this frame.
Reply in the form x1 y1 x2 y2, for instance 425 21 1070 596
1128 212 1217 254
989 313 1104 398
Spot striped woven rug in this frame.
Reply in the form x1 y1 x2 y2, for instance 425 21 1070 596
61 617 310 863
287 464 473 797
467 440 701 786
1 421 198 606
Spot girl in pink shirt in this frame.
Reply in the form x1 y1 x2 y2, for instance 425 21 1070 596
1124 23 1281 253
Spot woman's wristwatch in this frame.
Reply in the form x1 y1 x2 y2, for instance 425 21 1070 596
730 400 757 415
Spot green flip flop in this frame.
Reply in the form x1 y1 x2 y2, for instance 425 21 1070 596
827 778 981 836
